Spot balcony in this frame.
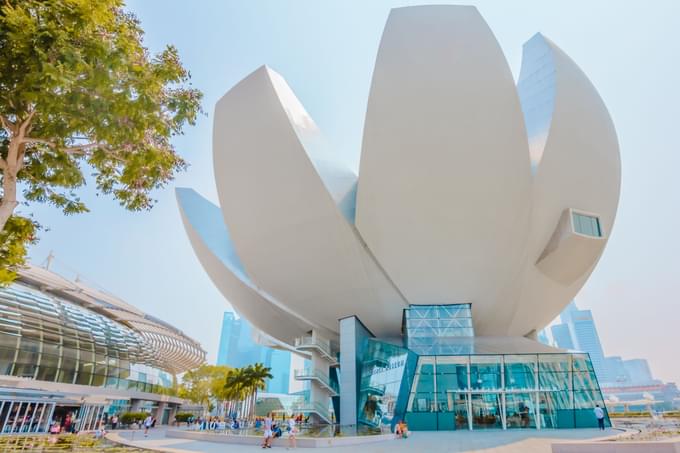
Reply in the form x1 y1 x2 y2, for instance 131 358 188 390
291 400 334 424
294 368 339 395
360 383 386 396
294 336 338 365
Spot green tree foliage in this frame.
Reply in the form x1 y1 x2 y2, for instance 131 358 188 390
119 412 148 426
0 215 37 284
173 412 195 423
0 0 202 278
178 364 231 409
223 363 272 419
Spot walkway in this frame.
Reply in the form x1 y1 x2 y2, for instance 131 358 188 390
110 427 618 452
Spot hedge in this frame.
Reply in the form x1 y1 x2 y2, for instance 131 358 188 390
119 412 149 425
174 412 194 423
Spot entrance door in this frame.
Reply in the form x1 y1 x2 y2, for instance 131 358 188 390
470 393 503 429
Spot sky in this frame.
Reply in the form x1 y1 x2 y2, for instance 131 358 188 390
22 1 680 382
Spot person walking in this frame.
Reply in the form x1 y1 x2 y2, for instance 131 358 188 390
593 404 606 430
262 413 273 448
111 414 118 430
287 416 298 449
143 414 153 437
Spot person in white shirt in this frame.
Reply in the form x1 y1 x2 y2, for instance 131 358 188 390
143 415 153 437
593 404 605 430
287 416 298 449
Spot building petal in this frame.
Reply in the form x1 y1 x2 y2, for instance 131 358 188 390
176 187 322 345
511 34 621 335
212 66 407 338
356 5 532 335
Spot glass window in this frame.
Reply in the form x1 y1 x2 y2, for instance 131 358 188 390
436 356 468 392
538 372 571 391
573 371 599 390
572 212 602 237
572 354 595 372
505 393 536 428
505 355 536 391
470 393 502 429
36 366 58 382
407 392 435 412
538 391 573 429
58 368 76 384
470 356 501 391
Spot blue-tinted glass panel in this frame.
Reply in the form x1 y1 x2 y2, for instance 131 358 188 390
539 391 574 429
470 356 501 391
505 393 536 428
573 213 602 237
505 355 537 391
470 393 502 429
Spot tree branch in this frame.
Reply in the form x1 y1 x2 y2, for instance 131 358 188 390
0 115 15 133
21 137 56 147
17 110 36 137
63 142 105 154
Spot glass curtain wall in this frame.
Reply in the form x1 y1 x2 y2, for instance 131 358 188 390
0 284 175 395
357 339 415 430
404 353 609 430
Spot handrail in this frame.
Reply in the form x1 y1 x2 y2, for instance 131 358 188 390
294 368 339 393
294 336 336 362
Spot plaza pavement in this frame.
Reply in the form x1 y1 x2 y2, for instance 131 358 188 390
110 427 619 452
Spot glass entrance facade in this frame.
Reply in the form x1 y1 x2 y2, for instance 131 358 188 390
347 305 611 432
403 353 610 430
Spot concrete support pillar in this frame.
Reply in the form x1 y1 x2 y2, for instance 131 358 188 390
154 402 167 424
339 316 374 428
130 400 142 412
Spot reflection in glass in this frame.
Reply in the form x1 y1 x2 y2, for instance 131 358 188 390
470 393 502 429
505 393 536 428
470 356 501 390
505 355 536 391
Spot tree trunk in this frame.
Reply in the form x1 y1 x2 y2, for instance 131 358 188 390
0 134 23 232
0 171 19 231
0 166 18 232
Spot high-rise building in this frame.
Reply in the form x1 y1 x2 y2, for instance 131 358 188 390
551 302 610 384
624 359 655 385
604 356 629 385
550 324 574 350
216 312 291 394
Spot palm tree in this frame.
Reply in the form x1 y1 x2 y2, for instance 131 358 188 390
223 364 272 421
243 363 272 420
223 367 248 419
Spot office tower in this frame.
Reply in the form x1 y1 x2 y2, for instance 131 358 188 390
551 302 610 383
217 312 291 394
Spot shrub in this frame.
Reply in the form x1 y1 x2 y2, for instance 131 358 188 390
119 412 149 425
174 412 194 423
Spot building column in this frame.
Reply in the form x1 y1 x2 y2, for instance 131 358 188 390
339 316 374 428
154 402 167 424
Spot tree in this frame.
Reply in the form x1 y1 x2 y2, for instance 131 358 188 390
223 363 272 420
178 364 231 416
0 0 202 280
0 216 37 283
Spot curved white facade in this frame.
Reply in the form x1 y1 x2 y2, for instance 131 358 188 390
177 5 620 345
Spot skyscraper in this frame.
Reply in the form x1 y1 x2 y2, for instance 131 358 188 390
624 359 655 385
217 312 291 394
605 356 629 385
551 302 610 384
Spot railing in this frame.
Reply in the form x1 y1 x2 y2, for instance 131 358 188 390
360 384 386 396
291 400 334 424
294 368 339 394
294 336 337 364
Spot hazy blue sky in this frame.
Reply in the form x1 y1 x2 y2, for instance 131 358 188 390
23 1 680 382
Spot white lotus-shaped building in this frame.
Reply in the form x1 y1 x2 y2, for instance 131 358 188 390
178 5 619 350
